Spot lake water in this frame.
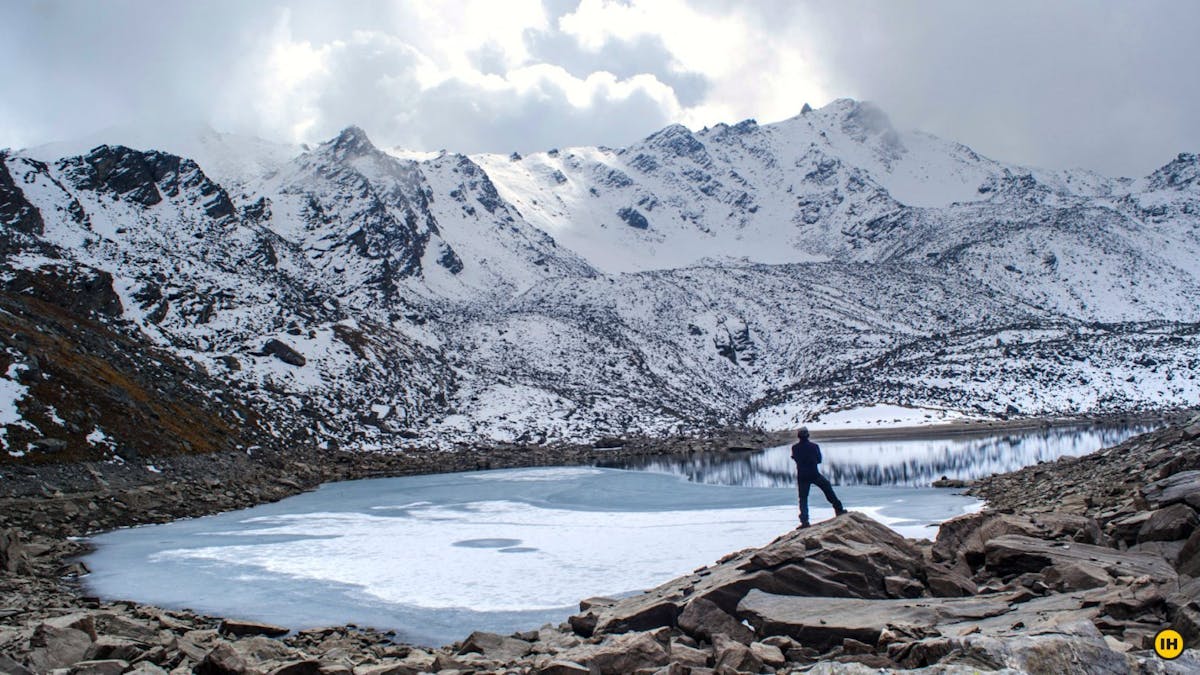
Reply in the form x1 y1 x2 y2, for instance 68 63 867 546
608 424 1154 487
82 424 1151 646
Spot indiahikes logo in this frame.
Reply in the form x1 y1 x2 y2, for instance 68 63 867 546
1154 628 1184 660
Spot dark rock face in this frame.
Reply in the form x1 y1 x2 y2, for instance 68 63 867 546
58 146 235 219
4 265 123 319
260 339 306 366
0 154 45 237
617 207 649 230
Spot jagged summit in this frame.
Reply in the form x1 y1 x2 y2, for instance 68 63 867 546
322 125 378 159
2 99 1199 457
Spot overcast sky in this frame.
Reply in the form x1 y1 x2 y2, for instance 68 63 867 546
2 0 1198 176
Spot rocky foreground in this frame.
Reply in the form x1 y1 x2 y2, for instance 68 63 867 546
3 421 1200 674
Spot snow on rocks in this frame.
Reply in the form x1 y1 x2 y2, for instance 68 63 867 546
4 98 1200 454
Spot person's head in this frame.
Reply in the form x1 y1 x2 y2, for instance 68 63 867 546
797 427 810 439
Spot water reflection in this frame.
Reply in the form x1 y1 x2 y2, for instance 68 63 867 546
607 425 1154 488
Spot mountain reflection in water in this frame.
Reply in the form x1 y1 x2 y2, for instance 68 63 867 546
606 425 1154 488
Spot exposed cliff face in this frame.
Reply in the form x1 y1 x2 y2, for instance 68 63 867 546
3 99 1200 461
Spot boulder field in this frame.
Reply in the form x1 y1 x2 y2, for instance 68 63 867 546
2 420 1200 673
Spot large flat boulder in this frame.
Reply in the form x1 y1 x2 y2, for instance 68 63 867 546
555 631 670 675
1138 470 1200 510
737 589 1014 652
984 535 1178 583
1137 503 1199 543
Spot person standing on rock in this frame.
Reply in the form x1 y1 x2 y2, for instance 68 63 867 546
792 427 846 527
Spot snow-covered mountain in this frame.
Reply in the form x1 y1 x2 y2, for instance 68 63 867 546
3 99 1199 460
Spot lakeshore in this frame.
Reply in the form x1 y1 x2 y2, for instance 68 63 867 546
1 413 1198 673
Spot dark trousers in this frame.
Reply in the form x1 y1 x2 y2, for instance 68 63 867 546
797 471 843 525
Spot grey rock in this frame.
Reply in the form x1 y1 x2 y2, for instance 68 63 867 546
884 575 924 598
1139 470 1200 510
125 662 170 675
266 660 323 675
738 589 1016 652
954 622 1129 675
42 613 98 641
1137 503 1199 543
576 512 948 637
559 630 670 675
218 618 290 638
84 635 146 662
668 642 711 668
0 654 34 675
0 528 32 574
533 660 590 675
984 534 1177 583
711 633 761 673
27 622 94 672
68 660 129 675
926 567 977 597
749 640 785 667
931 512 1042 571
1178 527 1200 577
196 642 247 675
260 339 307 367
92 611 160 641
677 597 754 644
351 663 420 675
457 631 531 662
1042 561 1112 591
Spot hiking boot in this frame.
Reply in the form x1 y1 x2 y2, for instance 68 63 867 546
798 522 810 529
834 507 847 516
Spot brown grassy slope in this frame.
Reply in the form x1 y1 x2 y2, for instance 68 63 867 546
0 266 269 465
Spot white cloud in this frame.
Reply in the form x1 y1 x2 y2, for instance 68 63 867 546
1 1 1198 174
557 0 830 129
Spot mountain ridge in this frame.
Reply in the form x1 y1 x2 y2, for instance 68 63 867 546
2 99 1199 461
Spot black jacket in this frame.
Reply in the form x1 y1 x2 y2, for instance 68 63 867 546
791 439 823 475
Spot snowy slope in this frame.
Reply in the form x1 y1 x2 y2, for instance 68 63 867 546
2 99 1200 458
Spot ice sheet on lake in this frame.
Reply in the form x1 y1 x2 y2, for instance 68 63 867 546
84 467 977 645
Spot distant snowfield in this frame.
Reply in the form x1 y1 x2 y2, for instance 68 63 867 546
84 466 979 644
752 403 982 431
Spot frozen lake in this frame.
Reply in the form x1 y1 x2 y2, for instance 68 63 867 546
83 424 1150 646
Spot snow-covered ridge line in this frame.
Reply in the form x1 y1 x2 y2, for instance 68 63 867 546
2 99 1198 458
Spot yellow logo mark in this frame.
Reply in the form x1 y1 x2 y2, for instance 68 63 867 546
1154 628 1184 660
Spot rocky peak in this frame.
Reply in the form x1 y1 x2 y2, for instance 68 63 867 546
643 123 707 160
56 146 235 219
1146 152 1200 191
323 125 378 160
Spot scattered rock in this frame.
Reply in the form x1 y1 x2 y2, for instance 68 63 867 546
68 660 130 675
712 633 762 673
196 642 247 675
534 660 590 675
677 597 754 644
1137 503 1199 543
219 618 291 638
558 631 670 675
749 640 786 668
260 339 307 367
1042 561 1111 591
27 619 95 672
457 631 531 662
1138 470 1200 510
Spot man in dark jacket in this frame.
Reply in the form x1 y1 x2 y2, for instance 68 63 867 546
791 427 846 527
